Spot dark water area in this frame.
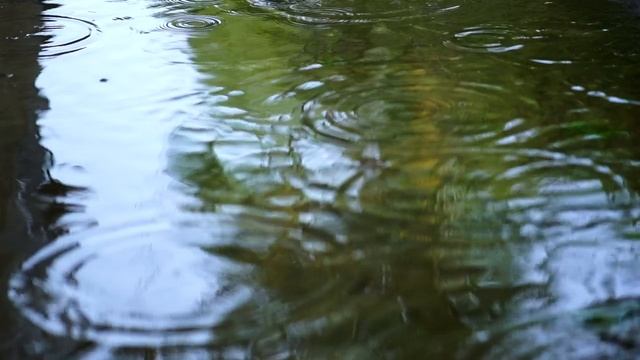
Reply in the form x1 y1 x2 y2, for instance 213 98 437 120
1 0 640 358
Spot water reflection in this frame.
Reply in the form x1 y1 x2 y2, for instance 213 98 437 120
5 0 640 357
0 1 55 357
8 0 243 352
168 0 640 356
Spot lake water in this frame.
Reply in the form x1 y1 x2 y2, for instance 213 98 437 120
1 0 639 358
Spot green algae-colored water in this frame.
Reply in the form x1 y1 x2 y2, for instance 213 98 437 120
1 0 640 358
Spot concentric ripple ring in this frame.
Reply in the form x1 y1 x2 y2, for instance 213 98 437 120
160 15 222 32
39 15 100 57
8 224 250 347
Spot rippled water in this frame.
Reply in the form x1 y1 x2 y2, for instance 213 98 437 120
38 15 100 57
1 0 640 358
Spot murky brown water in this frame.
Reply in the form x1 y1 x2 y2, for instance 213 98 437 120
1 0 640 358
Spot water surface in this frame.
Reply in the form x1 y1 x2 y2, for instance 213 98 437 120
1 0 640 358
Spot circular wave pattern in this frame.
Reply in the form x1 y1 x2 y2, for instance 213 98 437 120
244 0 461 24
39 15 99 57
9 224 250 347
443 26 529 53
302 87 399 143
160 15 222 32
301 80 525 144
